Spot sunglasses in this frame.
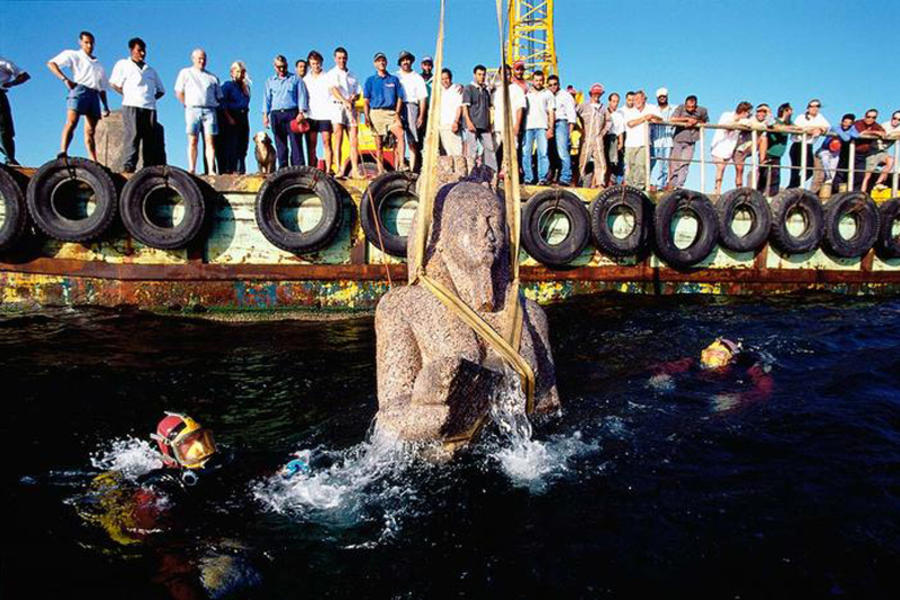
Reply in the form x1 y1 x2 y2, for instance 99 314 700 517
808 104 821 108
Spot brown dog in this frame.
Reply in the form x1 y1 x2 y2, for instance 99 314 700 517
254 132 276 174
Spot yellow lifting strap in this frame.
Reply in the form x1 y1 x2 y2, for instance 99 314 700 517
408 0 535 446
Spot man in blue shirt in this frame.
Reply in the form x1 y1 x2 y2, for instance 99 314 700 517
363 52 406 174
262 54 309 169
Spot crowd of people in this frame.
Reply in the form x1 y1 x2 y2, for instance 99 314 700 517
0 32 897 195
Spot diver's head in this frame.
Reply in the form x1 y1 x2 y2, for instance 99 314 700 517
700 338 741 370
151 412 217 470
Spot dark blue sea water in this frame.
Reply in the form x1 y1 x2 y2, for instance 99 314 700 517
1 295 898 599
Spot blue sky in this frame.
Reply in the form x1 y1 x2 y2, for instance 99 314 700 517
2 0 897 190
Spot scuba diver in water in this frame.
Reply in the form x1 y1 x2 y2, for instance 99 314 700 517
649 338 774 412
79 412 263 599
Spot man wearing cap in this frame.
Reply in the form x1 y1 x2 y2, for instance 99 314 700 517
328 47 362 178
649 87 675 190
547 74 575 185
668 95 709 189
0 55 30 165
511 61 529 93
788 99 830 190
363 51 406 174
419 56 434 143
395 50 427 172
109 37 165 173
438 68 464 157
174 48 222 174
462 64 497 173
262 55 309 169
577 83 609 188
47 31 110 163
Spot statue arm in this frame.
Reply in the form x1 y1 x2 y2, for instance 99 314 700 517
375 292 422 409
523 298 560 412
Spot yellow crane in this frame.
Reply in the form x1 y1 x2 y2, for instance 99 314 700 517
505 0 558 78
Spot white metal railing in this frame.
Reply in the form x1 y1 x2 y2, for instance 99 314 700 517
637 120 900 197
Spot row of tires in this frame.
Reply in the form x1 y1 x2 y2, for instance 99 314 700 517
2 159 899 270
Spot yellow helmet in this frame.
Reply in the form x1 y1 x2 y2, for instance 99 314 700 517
700 338 740 370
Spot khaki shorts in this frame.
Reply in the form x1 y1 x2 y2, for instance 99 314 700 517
866 151 891 170
370 109 398 137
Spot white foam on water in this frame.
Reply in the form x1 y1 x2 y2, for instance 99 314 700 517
488 367 598 493
89 436 163 481
253 427 431 544
647 373 675 392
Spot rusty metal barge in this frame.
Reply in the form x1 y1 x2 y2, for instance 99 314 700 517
1 158 899 316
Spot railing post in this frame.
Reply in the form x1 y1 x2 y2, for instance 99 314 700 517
699 125 706 194
848 139 856 192
645 122 651 191
751 129 759 190
800 132 808 189
893 140 899 197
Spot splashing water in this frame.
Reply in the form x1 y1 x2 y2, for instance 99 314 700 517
253 427 431 544
89 436 163 481
489 368 597 492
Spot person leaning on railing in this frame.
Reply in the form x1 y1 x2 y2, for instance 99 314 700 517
854 109 886 192
710 101 752 195
866 110 900 189
817 113 859 193
732 104 770 189
667 94 709 190
622 90 661 191
788 98 829 191
757 103 792 197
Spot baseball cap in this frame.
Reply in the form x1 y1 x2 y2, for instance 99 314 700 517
373 51 386 61
397 50 415 65
590 83 604 95
656 87 669 97
421 56 433 64
513 60 525 69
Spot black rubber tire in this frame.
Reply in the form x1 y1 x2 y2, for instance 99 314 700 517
0 165 28 252
255 166 343 253
360 171 418 257
119 166 206 250
653 189 719 269
26 157 117 242
822 191 879 258
769 188 824 254
716 187 771 253
876 198 900 259
588 185 652 257
521 189 590 268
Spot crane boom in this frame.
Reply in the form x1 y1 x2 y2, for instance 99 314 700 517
506 0 558 78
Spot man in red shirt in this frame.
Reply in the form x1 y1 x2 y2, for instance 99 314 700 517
852 109 885 191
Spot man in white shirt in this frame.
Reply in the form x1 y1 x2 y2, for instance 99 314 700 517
492 64 526 176
866 110 899 189
327 46 362 178
47 31 110 162
396 50 428 172
651 87 676 190
174 48 222 174
788 98 830 189
303 50 334 170
623 90 662 190
109 37 165 172
606 92 625 185
437 68 463 157
0 56 30 165
522 70 555 185
547 74 576 185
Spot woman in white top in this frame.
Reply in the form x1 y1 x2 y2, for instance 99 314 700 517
303 50 333 169
710 101 752 194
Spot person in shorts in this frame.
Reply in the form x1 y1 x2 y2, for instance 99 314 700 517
303 50 334 169
732 104 769 188
363 52 406 174
0 55 30 165
174 48 222 174
47 31 110 162
863 110 898 190
327 47 362 178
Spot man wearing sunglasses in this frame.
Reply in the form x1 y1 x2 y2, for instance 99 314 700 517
864 110 899 190
853 109 885 191
788 99 830 190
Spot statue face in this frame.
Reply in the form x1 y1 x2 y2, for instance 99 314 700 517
443 194 503 270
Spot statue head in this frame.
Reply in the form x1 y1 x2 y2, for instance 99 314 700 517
434 183 508 312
